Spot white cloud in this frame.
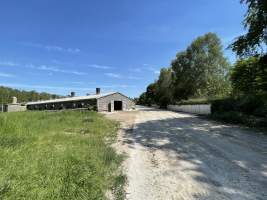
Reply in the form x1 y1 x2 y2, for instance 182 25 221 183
26 64 86 75
0 83 94 92
0 60 87 76
148 67 160 74
22 42 81 54
0 72 15 78
0 61 19 67
88 64 113 70
104 73 121 78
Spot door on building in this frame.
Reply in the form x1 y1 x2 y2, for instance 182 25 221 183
114 101 123 111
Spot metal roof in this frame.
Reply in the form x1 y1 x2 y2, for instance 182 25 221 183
26 92 117 105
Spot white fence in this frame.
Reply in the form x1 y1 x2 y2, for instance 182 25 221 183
167 104 211 115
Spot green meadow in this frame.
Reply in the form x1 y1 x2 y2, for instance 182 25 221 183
0 110 125 200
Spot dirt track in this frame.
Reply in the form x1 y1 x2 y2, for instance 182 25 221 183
106 107 267 200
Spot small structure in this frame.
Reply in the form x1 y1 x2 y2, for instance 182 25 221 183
26 88 135 112
4 97 27 112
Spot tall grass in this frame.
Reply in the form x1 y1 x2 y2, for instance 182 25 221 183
0 111 125 199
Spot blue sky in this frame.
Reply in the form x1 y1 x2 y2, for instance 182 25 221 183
0 0 246 97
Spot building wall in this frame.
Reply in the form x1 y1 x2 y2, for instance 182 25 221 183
167 104 211 115
4 104 27 112
27 99 97 111
97 93 135 112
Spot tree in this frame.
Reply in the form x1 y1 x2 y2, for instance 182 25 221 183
172 33 230 101
231 55 267 95
171 51 195 100
136 92 149 105
0 86 61 104
146 82 158 105
231 0 267 56
155 68 173 107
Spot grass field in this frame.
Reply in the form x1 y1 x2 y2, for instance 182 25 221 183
0 110 125 200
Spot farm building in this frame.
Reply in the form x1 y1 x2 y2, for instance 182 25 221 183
2 97 27 112
26 88 135 112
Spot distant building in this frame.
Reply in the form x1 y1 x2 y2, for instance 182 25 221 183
26 88 135 112
3 97 27 112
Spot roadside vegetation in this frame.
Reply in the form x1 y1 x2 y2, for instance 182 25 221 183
137 0 267 129
0 110 125 200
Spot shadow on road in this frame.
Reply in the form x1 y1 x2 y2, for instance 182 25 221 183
122 108 267 200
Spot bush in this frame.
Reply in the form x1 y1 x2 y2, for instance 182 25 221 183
237 95 266 116
211 98 238 113
211 95 267 118
211 111 267 128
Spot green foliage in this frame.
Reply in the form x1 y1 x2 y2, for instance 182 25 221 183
211 98 239 113
171 51 195 100
0 86 61 104
137 68 173 107
138 33 231 106
155 68 173 108
136 92 149 105
231 55 267 95
211 111 267 128
231 0 267 56
146 82 158 105
0 111 125 199
177 97 216 105
171 33 231 100
211 95 267 118
211 54 267 127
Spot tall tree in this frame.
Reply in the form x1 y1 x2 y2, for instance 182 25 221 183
231 0 267 56
155 68 173 107
146 82 158 105
172 33 230 100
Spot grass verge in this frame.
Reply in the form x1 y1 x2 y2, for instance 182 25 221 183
0 110 125 199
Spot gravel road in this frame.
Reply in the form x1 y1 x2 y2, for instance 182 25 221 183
106 107 267 200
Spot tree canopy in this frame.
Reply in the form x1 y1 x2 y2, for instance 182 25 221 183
155 68 173 107
137 33 231 106
0 86 61 104
231 0 267 56
231 55 267 95
172 33 231 100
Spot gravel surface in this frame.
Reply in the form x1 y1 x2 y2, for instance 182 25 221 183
106 107 267 200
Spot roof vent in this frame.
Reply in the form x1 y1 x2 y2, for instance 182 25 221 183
70 92 75 97
96 88 100 95
12 96 17 104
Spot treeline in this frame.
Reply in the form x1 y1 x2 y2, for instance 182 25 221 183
138 33 231 107
0 86 61 104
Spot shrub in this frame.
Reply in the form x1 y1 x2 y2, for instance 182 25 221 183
211 111 267 128
237 95 266 116
211 95 267 118
211 98 238 113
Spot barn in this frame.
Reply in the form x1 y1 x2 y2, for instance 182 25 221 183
26 88 135 112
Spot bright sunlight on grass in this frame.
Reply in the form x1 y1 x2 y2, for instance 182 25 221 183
0 110 125 200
